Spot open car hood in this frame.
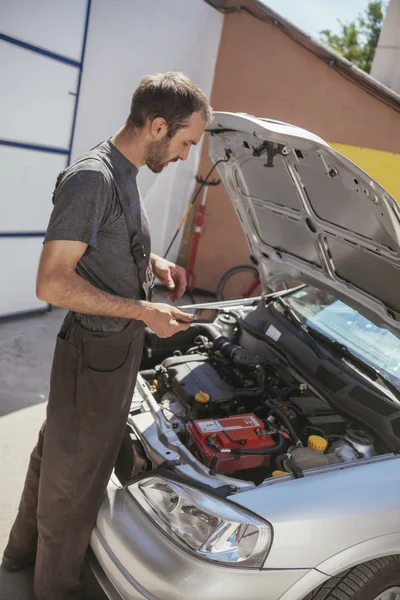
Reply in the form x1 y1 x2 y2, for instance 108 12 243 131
207 112 400 334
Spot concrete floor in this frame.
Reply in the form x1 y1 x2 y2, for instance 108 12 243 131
0 289 213 600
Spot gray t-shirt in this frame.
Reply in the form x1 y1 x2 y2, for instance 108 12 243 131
45 139 151 332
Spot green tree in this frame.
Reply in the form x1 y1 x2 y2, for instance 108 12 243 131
320 1 387 73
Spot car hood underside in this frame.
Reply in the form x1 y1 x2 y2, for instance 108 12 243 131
207 112 400 335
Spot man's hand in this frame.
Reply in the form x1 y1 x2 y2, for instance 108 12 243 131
151 254 187 302
141 302 193 338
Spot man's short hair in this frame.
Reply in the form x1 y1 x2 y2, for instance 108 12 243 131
128 72 213 138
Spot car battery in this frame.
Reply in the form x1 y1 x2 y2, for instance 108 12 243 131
188 413 277 475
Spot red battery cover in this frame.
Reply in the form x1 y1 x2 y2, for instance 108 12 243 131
188 413 277 474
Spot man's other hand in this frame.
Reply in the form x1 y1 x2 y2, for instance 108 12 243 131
151 254 187 301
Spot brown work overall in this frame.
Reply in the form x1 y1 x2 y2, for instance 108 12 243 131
4 318 145 599
3 144 153 599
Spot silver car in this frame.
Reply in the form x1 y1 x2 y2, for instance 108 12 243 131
88 112 400 600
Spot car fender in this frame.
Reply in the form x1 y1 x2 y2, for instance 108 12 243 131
279 534 400 600
315 532 400 576
278 568 331 600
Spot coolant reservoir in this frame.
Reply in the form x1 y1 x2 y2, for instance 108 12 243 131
288 447 330 470
282 435 337 472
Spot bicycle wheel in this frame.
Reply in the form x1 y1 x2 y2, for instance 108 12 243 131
216 264 261 301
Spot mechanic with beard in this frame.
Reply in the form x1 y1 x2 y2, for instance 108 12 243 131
2 72 213 600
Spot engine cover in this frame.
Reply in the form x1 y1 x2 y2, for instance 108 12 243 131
162 354 234 415
188 413 276 474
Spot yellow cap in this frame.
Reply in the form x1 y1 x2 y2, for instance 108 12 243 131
308 435 328 451
195 391 211 404
272 470 288 477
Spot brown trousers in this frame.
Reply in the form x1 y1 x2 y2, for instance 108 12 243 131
3 316 144 600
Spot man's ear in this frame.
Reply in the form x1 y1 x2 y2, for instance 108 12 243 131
149 116 167 138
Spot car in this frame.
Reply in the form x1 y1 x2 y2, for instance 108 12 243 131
87 112 400 600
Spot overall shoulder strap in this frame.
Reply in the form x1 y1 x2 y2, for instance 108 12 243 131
88 153 148 273
51 147 151 298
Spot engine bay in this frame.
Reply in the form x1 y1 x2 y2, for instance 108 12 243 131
133 302 390 485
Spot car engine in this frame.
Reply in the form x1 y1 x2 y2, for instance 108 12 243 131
139 311 380 483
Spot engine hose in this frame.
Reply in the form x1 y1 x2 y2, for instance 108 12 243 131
302 425 327 439
140 369 157 381
230 435 284 455
213 336 240 359
186 335 213 355
265 401 302 446
192 323 223 341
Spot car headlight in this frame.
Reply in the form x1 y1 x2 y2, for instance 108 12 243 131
128 476 272 568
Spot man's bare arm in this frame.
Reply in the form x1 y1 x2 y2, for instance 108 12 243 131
36 240 193 337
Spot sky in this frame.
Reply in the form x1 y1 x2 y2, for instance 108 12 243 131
260 0 378 39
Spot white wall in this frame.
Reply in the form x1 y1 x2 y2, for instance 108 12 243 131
71 0 223 259
0 147 66 231
0 237 48 316
0 40 79 148
0 0 87 317
1 0 87 61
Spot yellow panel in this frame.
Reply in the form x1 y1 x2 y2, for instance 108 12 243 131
329 142 400 203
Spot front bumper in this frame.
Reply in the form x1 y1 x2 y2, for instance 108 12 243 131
89 480 317 600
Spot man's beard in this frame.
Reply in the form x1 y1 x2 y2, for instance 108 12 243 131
146 137 178 173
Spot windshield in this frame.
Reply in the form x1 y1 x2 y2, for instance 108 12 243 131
283 286 400 391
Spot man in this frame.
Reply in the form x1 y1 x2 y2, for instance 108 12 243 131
2 72 213 600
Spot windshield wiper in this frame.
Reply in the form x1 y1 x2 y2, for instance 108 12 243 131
273 297 324 358
273 297 400 401
305 325 400 402
305 326 377 376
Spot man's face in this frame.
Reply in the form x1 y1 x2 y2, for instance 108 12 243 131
146 111 206 173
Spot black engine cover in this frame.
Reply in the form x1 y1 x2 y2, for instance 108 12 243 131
162 354 234 413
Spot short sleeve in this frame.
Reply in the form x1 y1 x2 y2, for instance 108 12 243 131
44 168 111 250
